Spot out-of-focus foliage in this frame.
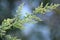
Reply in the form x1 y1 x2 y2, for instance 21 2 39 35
0 3 42 40
5 35 21 40
0 2 60 40
34 3 60 14
0 18 14 37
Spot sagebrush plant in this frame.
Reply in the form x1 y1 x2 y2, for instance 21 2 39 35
34 3 60 14
0 3 60 40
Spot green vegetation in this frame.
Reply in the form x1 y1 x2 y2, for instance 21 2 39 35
0 3 60 40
